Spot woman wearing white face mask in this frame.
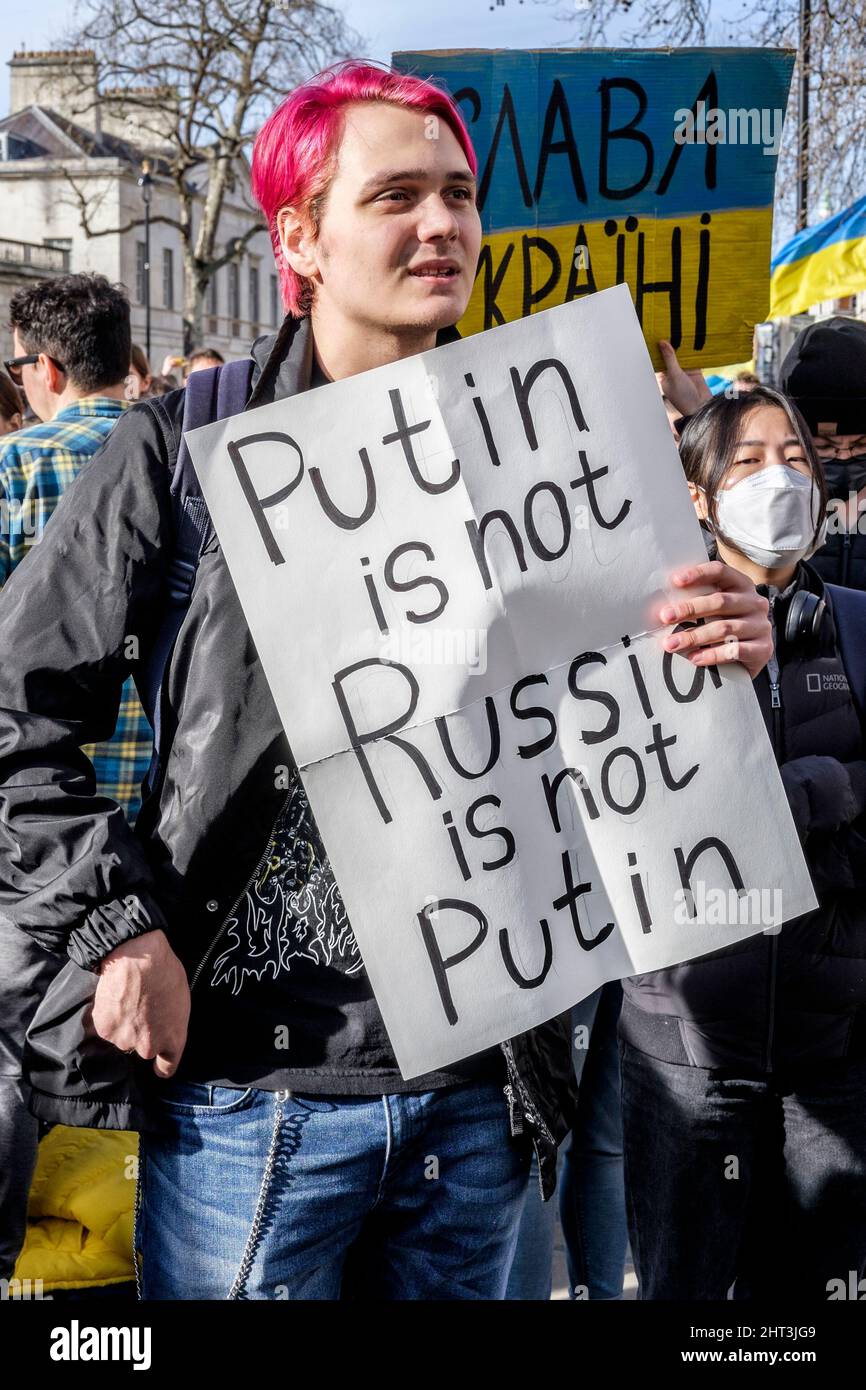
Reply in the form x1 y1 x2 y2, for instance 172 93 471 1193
619 385 866 1302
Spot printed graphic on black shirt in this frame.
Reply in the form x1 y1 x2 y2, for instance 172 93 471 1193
210 769 362 994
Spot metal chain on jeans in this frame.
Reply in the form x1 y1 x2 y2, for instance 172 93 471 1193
132 1141 144 1301
226 1089 290 1300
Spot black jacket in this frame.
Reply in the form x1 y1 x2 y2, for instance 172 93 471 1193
810 460 866 592
0 317 577 1199
811 528 866 593
621 560 866 1071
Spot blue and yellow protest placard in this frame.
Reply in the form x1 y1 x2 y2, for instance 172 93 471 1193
393 49 794 369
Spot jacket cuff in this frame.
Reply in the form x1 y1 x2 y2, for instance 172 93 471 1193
780 763 810 840
847 762 866 820
806 756 858 832
781 755 858 836
67 892 169 972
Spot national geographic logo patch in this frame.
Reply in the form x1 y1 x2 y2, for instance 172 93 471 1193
806 671 850 694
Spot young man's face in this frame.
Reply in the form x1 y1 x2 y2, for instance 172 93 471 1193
287 102 481 338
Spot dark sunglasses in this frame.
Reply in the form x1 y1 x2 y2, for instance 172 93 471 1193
3 353 66 384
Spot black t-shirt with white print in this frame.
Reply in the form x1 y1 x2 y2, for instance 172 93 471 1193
176 742 505 1095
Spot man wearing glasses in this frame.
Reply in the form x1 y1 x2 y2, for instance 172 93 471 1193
2 276 124 576
0 272 152 1283
781 316 866 592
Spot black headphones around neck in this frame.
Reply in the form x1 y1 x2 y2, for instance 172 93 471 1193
783 588 827 647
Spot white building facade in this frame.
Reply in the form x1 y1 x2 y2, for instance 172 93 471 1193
0 49 281 367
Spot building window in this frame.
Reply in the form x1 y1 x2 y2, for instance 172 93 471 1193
270 273 279 326
162 247 174 310
249 264 260 335
135 241 147 305
229 262 240 337
207 271 219 335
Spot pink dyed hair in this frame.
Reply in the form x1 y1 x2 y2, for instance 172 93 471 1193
250 59 478 319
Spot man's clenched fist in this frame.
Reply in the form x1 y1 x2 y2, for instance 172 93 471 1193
92 928 191 1078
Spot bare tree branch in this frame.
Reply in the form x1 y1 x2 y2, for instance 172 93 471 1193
63 172 183 236
50 0 360 349
206 221 269 278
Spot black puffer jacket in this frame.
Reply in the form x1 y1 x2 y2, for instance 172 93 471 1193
0 317 576 1199
621 560 866 1071
809 460 866 592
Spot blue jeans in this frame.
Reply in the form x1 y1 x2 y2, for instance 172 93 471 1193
136 1079 530 1300
559 982 628 1300
503 1153 559 1300
505 984 628 1300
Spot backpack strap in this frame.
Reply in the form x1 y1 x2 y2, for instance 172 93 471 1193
139 358 254 797
826 583 866 729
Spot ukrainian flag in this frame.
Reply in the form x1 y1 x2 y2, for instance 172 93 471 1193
770 195 866 319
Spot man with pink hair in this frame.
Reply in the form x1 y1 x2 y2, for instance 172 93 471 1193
0 61 772 1300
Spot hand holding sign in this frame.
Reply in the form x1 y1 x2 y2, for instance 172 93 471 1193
661 560 773 673
186 285 814 1078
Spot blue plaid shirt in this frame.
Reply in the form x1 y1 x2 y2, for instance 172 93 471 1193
0 397 153 823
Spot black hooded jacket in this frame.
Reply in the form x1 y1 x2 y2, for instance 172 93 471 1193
0 317 577 1199
621 560 866 1071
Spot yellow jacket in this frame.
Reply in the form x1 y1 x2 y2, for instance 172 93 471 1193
14 1126 137 1292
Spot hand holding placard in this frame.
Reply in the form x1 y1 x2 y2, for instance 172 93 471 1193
186 286 815 1077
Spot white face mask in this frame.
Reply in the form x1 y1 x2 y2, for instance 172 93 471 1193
708 463 827 570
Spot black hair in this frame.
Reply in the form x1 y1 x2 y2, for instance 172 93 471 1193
8 273 131 393
679 385 827 553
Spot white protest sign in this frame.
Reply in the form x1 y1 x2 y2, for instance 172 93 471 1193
186 284 817 1078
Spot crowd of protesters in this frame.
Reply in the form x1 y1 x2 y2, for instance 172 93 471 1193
0 59 864 1303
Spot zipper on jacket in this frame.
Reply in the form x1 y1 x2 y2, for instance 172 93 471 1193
766 596 785 762
499 1038 555 1147
189 792 292 991
763 595 783 1072
501 1041 551 1201
843 529 852 588
770 677 782 751
503 1082 523 1137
